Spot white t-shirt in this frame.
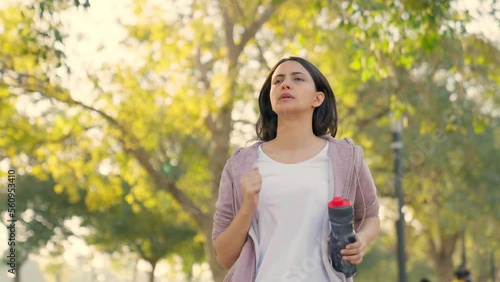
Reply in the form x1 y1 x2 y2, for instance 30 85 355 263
255 142 331 282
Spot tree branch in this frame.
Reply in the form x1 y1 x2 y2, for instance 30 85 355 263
7 74 204 218
217 1 236 59
123 146 202 217
426 231 438 258
194 46 214 91
357 107 390 127
255 40 271 70
342 105 390 128
233 118 255 126
235 2 284 59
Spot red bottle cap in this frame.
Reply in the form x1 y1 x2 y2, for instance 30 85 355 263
328 196 351 208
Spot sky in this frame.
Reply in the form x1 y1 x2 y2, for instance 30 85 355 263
454 0 500 41
59 0 499 102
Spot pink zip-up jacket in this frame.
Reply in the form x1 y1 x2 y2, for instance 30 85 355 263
212 136 380 282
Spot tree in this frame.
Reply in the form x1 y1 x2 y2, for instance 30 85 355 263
0 175 83 282
84 184 204 282
1 1 498 281
2 1 287 280
328 1 499 280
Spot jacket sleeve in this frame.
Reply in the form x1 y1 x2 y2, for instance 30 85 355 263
212 159 235 242
353 147 380 221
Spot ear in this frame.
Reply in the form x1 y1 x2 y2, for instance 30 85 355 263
312 91 325 108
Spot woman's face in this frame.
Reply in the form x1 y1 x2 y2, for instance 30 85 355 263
269 60 324 116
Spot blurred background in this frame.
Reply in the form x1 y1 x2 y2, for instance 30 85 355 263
0 0 498 281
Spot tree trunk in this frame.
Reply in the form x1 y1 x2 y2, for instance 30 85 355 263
133 256 139 282
203 58 237 282
180 3 281 280
200 212 227 282
13 261 21 282
434 255 455 282
13 272 19 282
149 260 157 282
427 231 459 282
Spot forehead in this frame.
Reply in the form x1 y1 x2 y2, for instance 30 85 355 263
272 60 310 77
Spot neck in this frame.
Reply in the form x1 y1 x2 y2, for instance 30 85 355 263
273 115 320 149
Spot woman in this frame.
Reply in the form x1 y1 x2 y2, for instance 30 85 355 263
212 57 380 281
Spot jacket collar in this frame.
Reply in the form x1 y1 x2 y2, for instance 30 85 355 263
229 135 356 199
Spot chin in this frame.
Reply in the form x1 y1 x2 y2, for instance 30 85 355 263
273 105 291 114
274 103 312 114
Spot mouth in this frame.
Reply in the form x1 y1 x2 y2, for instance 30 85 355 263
279 93 294 100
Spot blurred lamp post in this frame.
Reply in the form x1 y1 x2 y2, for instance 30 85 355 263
391 113 407 282
491 252 496 282
461 227 466 269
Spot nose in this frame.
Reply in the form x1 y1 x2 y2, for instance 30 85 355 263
281 78 291 89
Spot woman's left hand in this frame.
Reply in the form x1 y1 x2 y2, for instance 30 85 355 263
340 234 367 265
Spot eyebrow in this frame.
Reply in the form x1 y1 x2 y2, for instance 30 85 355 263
273 72 307 78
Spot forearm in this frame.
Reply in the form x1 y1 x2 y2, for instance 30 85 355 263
342 217 380 264
214 207 254 269
355 217 380 246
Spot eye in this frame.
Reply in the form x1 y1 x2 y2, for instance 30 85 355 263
294 77 304 81
273 79 282 85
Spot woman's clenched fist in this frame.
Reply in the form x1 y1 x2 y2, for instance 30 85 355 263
240 167 262 213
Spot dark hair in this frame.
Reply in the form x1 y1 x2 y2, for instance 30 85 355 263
255 56 338 141
455 269 471 278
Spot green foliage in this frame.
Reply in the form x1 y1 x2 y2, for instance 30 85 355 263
1 0 498 281
1 0 206 278
0 175 84 267
85 184 204 275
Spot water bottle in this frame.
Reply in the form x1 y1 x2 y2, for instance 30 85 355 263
328 196 357 278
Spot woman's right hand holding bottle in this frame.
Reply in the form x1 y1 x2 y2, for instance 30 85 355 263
240 167 262 213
